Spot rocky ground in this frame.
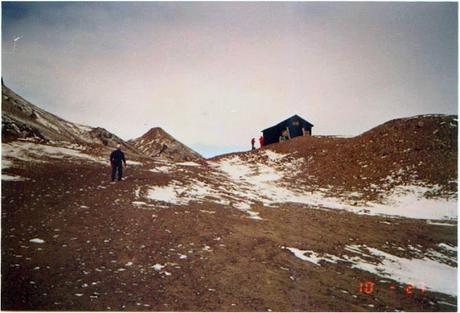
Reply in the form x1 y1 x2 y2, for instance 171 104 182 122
1 114 457 311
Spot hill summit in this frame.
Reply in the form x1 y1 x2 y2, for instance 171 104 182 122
128 127 202 161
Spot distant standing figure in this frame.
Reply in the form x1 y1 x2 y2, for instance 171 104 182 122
302 127 310 136
251 138 256 150
110 144 127 181
157 144 168 157
259 135 264 148
279 129 289 142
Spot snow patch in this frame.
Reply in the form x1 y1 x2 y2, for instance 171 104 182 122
264 150 286 161
35 113 61 132
152 264 165 271
2 174 28 181
29 238 45 244
177 161 200 167
212 157 253 181
1 159 14 170
2 142 107 164
150 166 172 173
73 123 93 133
285 247 341 265
364 186 457 220
128 161 143 166
427 220 457 227
438 243 457 253
200 209 216 214
147 183 187 205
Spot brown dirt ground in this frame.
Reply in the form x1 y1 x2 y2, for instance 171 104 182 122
1 153 457 311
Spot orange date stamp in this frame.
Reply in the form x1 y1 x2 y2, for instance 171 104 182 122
359 281 426 295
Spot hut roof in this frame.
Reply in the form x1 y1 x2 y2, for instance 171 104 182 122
262 114 314 132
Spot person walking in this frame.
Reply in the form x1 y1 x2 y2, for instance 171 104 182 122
251 138 256 150
110 144 127 182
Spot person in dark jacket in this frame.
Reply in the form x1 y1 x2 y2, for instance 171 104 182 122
110 144 127 181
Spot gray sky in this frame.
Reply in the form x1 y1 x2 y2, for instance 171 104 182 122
2 2 458 157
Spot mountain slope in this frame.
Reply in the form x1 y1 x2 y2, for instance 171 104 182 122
2 83 140 155
2 83 203 162
128 127 202 161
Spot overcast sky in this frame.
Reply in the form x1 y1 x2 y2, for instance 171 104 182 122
2 2 458 157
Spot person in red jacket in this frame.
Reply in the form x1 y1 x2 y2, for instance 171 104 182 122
251 138 256 150
259 135 265 148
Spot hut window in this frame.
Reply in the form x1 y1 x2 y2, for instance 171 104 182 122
292 120 300 126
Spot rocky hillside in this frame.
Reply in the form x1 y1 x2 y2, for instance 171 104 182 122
128 127 202 161
2 83 142 156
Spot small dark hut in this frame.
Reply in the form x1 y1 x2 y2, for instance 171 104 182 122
262 114 314 145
